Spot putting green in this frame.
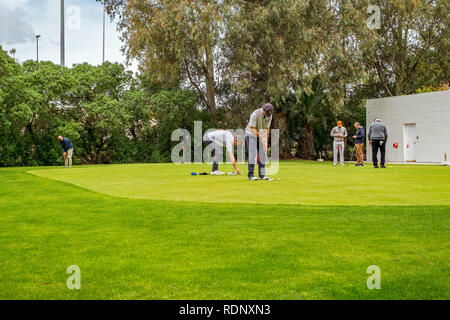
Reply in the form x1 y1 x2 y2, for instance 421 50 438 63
29 161 450 206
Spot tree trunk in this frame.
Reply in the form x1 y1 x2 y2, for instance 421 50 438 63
273 109 292 159
296 123 315 160
205 44 216 114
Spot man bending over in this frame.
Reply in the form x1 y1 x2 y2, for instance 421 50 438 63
203 130 241 175
58 136 74 168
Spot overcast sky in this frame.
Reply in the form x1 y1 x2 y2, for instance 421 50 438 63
0 0 136 71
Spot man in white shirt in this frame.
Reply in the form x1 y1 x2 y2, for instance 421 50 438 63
330 120 348 166
203 129 242 175
245 103 273 180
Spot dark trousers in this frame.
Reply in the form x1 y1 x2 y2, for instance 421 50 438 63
371 140 386 166
245 135 267 178
204 139 219 172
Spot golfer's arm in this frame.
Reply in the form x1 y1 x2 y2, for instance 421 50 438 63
228 151 238 169
357 130 364 139
250 127 264 140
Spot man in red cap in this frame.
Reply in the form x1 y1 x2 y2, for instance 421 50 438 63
330 121 348 166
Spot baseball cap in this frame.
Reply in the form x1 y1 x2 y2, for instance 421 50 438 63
262 103 274 117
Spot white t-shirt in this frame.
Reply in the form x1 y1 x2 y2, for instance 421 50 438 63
205 130 235 152
245 108 272 137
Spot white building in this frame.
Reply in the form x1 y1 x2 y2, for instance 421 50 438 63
366 90 450 163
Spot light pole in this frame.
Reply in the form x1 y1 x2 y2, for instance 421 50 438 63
60 0 65 67
102 4 106 64
36 35 41 62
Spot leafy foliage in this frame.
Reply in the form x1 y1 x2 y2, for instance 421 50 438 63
2 0 448 165
0 47 202 166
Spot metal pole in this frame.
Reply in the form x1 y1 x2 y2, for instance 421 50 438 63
102 5 106 63
61 0 65 67
36 35 41 62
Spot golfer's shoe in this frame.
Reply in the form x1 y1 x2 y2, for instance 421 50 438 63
211 170 225 175
259 176 273 181
248 176 258 181
380 165 386 168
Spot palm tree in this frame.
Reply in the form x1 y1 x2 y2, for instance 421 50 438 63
281 78 334 160
9 48 16 61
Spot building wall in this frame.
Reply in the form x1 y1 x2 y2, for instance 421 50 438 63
366 90 450 163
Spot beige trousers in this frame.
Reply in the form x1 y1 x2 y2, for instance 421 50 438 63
355 143 364 164
64 148 73 167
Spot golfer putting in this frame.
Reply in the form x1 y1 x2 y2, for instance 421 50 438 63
245 103 273 181
58 136 74 168
203 130 242 175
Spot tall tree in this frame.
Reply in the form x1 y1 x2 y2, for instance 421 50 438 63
100 0 224 113
223 0 325 103
336 0 449 97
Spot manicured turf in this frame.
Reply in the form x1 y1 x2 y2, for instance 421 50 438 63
30 162 450 205
1 162 449 299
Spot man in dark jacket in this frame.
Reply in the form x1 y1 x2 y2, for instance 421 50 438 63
353 122 365 166
58 136 74 168
368 119 388 168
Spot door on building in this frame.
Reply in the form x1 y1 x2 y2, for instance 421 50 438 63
404 123 417 162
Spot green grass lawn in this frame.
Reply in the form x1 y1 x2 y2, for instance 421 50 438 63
0 161 449 299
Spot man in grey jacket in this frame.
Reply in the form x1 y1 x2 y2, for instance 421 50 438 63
330 121 348 166
368 118 388 168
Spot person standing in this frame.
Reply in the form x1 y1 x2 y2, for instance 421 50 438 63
245 103 273 180
330 121 348 166
368 118 388 168
203 129 241 175
58 136 74 168
353 122 365 166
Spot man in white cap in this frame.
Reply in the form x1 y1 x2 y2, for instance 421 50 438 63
245 103 273 180
203 129 241 175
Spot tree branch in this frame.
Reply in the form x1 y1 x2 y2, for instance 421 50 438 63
184 59 208 106
375 54 393 97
